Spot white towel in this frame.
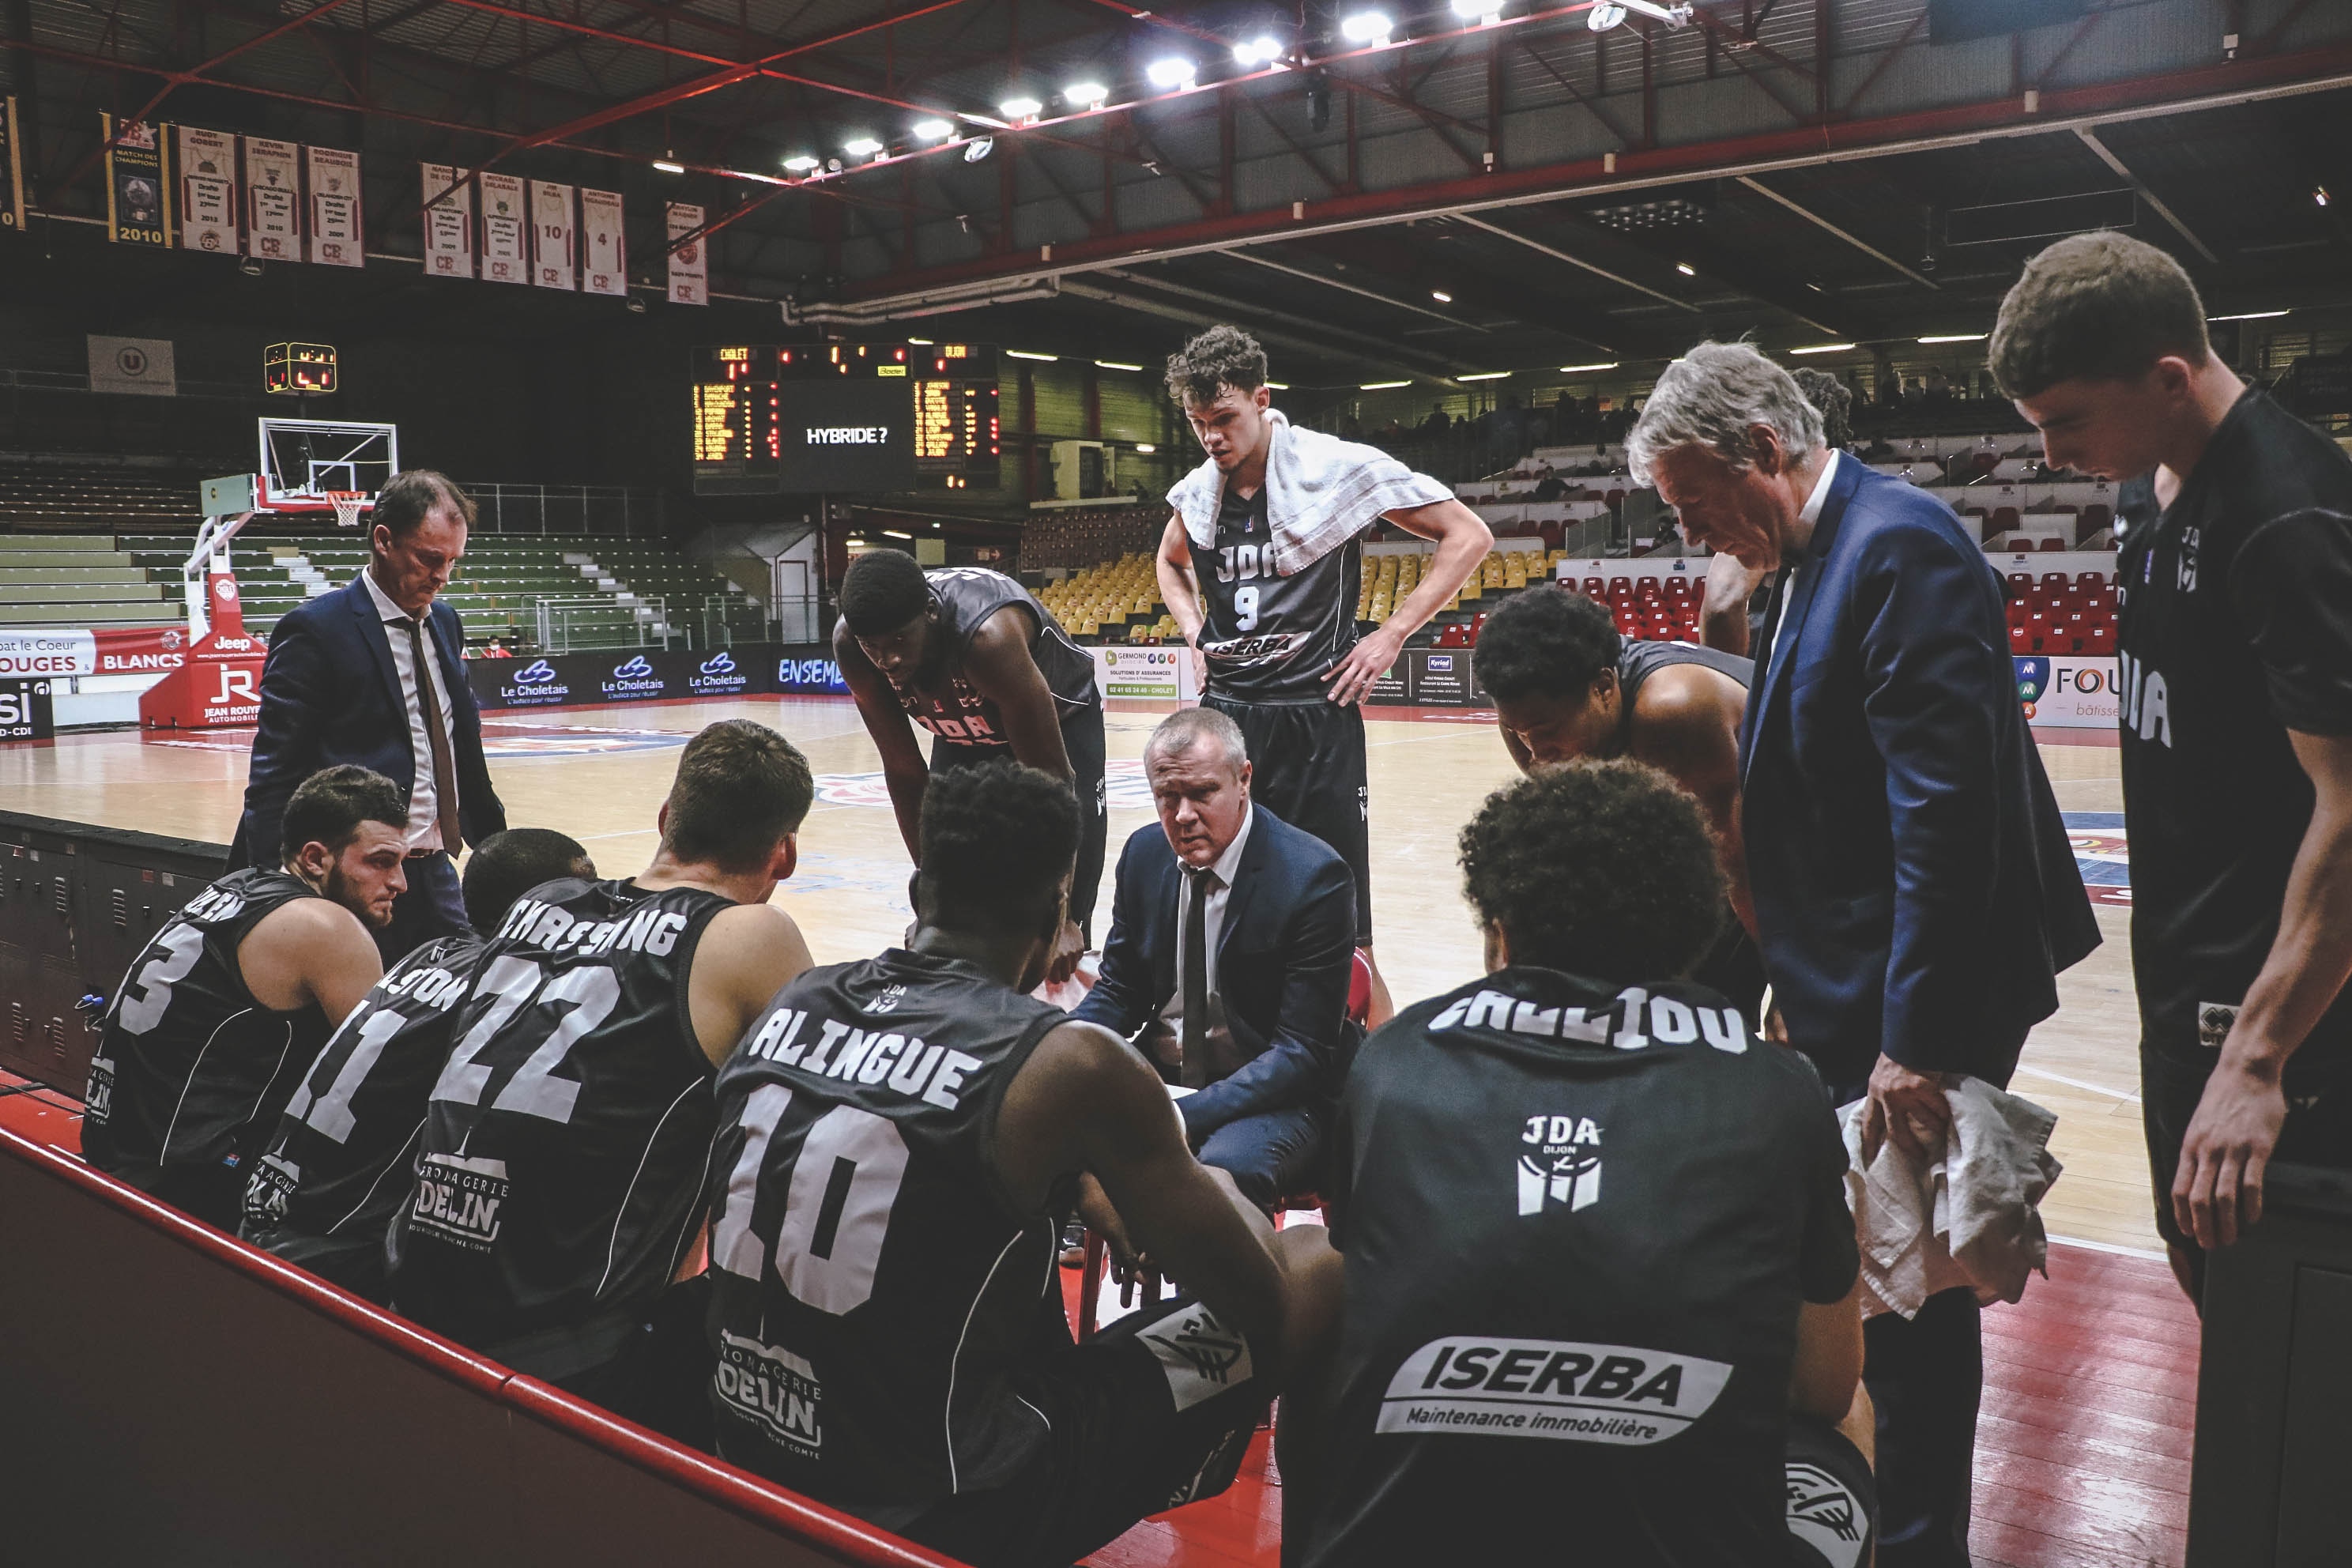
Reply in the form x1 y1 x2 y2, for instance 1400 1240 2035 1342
1839 1076 2063 1321
1166 408 1453 575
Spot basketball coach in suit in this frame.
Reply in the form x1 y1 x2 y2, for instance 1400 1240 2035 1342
231 469 507 963
1073 706 1358 1211
1629 343 2098 1568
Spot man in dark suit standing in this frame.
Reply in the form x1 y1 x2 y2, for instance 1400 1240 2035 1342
1629 342 2098 1568
232 469 507 963
1073 707 1357 1212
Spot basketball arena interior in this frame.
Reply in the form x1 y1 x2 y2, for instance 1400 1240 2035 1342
2 1 2351 1563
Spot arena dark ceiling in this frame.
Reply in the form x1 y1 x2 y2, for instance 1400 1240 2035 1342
4 0 2350 383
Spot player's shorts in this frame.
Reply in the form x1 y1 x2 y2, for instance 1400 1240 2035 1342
1784 1414 1876 1568
931 701 1108 940
240 1223 391 1304
107 1152 248 1232
2140 1039 2352 1283
885 1295 1268 1568
1204 693 1372 943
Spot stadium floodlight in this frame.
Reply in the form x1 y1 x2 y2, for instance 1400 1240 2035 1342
1234 35 1284 67
1450 0 1505 19
1340 10 1393 44
1790 343 1855 355
842 136 884 157
1917 333 1986 344
1065 81 1111 107
1559 362 1619 372
1134 443 1158 453
1457 371 1510 381
1589 1 1691 31
2208 310 2290 322
1095 360 1144 371
911 119 954 141
651 159 686 175
999 96 1043 121
782 154 820 172
1430 290 1453 303
1146 56 1198 89
1675 262 1696 276
1005 349 1058 361
1359 379 1411 390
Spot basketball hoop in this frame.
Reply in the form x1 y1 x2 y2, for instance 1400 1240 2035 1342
327 491 369 530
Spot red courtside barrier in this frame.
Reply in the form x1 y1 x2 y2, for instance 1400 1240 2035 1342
0 1121 970 1568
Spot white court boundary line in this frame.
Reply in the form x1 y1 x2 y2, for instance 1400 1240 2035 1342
2014 1063 2142 1104
2049 1233 2168 1262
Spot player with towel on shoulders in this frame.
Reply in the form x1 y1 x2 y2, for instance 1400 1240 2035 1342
1156 326 1492 1023
1279 761 1872 1568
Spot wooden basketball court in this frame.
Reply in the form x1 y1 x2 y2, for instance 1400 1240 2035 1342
0 695 2190 1567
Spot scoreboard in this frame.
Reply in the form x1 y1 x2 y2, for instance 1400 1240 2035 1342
691 342 1000 496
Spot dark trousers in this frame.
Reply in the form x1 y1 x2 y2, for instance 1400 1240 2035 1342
1864 1287 1981 1568
379 850 470 967
1196 1106 1323 1214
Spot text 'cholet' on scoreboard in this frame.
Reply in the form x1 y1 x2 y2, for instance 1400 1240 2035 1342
690 342 1001 496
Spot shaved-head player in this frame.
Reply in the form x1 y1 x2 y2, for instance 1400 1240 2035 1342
1158 326 1493 1021
1473 586 1766 1022
835 551 1106 982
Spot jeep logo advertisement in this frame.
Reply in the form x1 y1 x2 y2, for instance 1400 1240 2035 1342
469 645 839 710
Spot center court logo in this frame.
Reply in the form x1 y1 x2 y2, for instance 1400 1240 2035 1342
1519 1113 1603 1215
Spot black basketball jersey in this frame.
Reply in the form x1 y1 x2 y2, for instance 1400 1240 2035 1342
386 878 733 1351
1616 637 1752 728
706 947 1069 1507
82 868 331 1180
2115 390 2352 1068
890 567 1099 750
1199 484 1364 703
241 933 485 1252
1300 966 1856 1568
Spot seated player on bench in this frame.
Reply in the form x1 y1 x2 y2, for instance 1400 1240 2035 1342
703 760 1331 1568
386 722 816 1434
81 766 403 1230
1280 760 1873 1568
1472 585 1767 1024
239 828 595 1302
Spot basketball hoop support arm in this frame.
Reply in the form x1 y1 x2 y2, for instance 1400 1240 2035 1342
180 509 257 643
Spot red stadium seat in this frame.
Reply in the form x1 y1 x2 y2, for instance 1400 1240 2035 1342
2009 624 2030 654
2087 624 2116 654
1582 577 1606 595
2006 572 2034 598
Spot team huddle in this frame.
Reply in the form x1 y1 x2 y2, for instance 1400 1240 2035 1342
70 229 2352 1568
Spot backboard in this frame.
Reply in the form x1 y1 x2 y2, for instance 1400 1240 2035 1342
257 417 398 514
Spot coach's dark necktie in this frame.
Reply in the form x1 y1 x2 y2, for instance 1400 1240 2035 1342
406 616 463 853
1181 863 1213 1087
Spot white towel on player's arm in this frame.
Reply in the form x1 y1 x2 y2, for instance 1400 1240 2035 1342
1166 407 1453 574
1839 1076 2063 1320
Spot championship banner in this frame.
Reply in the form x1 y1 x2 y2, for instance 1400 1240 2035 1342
1 97 24 234
243 137 301 262
531 179 575 290
421 164 474 279
102 114 171 247
479 172 527 285
665 202 707 305
306 144 364 266
579 187 626 296
176 125 238 254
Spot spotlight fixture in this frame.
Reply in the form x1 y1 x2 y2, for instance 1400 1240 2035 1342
625 295 646 314
884 530 913 540
1917 333 1986 344
1265 380 1289 390
998 96 1043 121
1340 10 1394 45
1558 362 1618 372
907 337 934 345
782 154 820 172
1094 360 1144 371
1146 56 1198 89
911 119 954 141
1588 0 1693 31
1359 379 1411 390
842 136 883 157
651 159 687 175
1065 81 1110 107
1430 289 1453 303
2208 310 2290 322
2316 186 2333 208
1234 36 1284 67
1134 443 1157 454
1675 262 1696 277
1005 349 1057 361
1457 371 1510 381
1789 342 1855 355
963 138 994 163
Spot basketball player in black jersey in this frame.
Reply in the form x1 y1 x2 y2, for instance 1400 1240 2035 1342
706 760 1332 1568
387 722 818 1423
1473 584 1768 1020
1283 762 1871 1568
240 828 594 1301
835 550 1106 981
82 766 404 1229
1157 326 1492 1022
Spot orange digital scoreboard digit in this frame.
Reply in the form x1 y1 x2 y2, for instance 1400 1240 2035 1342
692 342 997 495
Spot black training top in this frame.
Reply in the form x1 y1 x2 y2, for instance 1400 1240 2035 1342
386 878 733 1350
83 868 330 1179
2116 389 2352 1067
706 948 1069 1508
1300 965 1856 1568
1617 638 1753 743
243 933 484 1251
881 567 1098 750
1199 483 1366 703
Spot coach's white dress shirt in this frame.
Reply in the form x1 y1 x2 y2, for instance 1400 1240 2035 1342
359 567 458 852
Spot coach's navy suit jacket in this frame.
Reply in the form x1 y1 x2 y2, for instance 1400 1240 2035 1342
1072 807 1356 1141
229 578 505 871
1740 453 2098 1089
